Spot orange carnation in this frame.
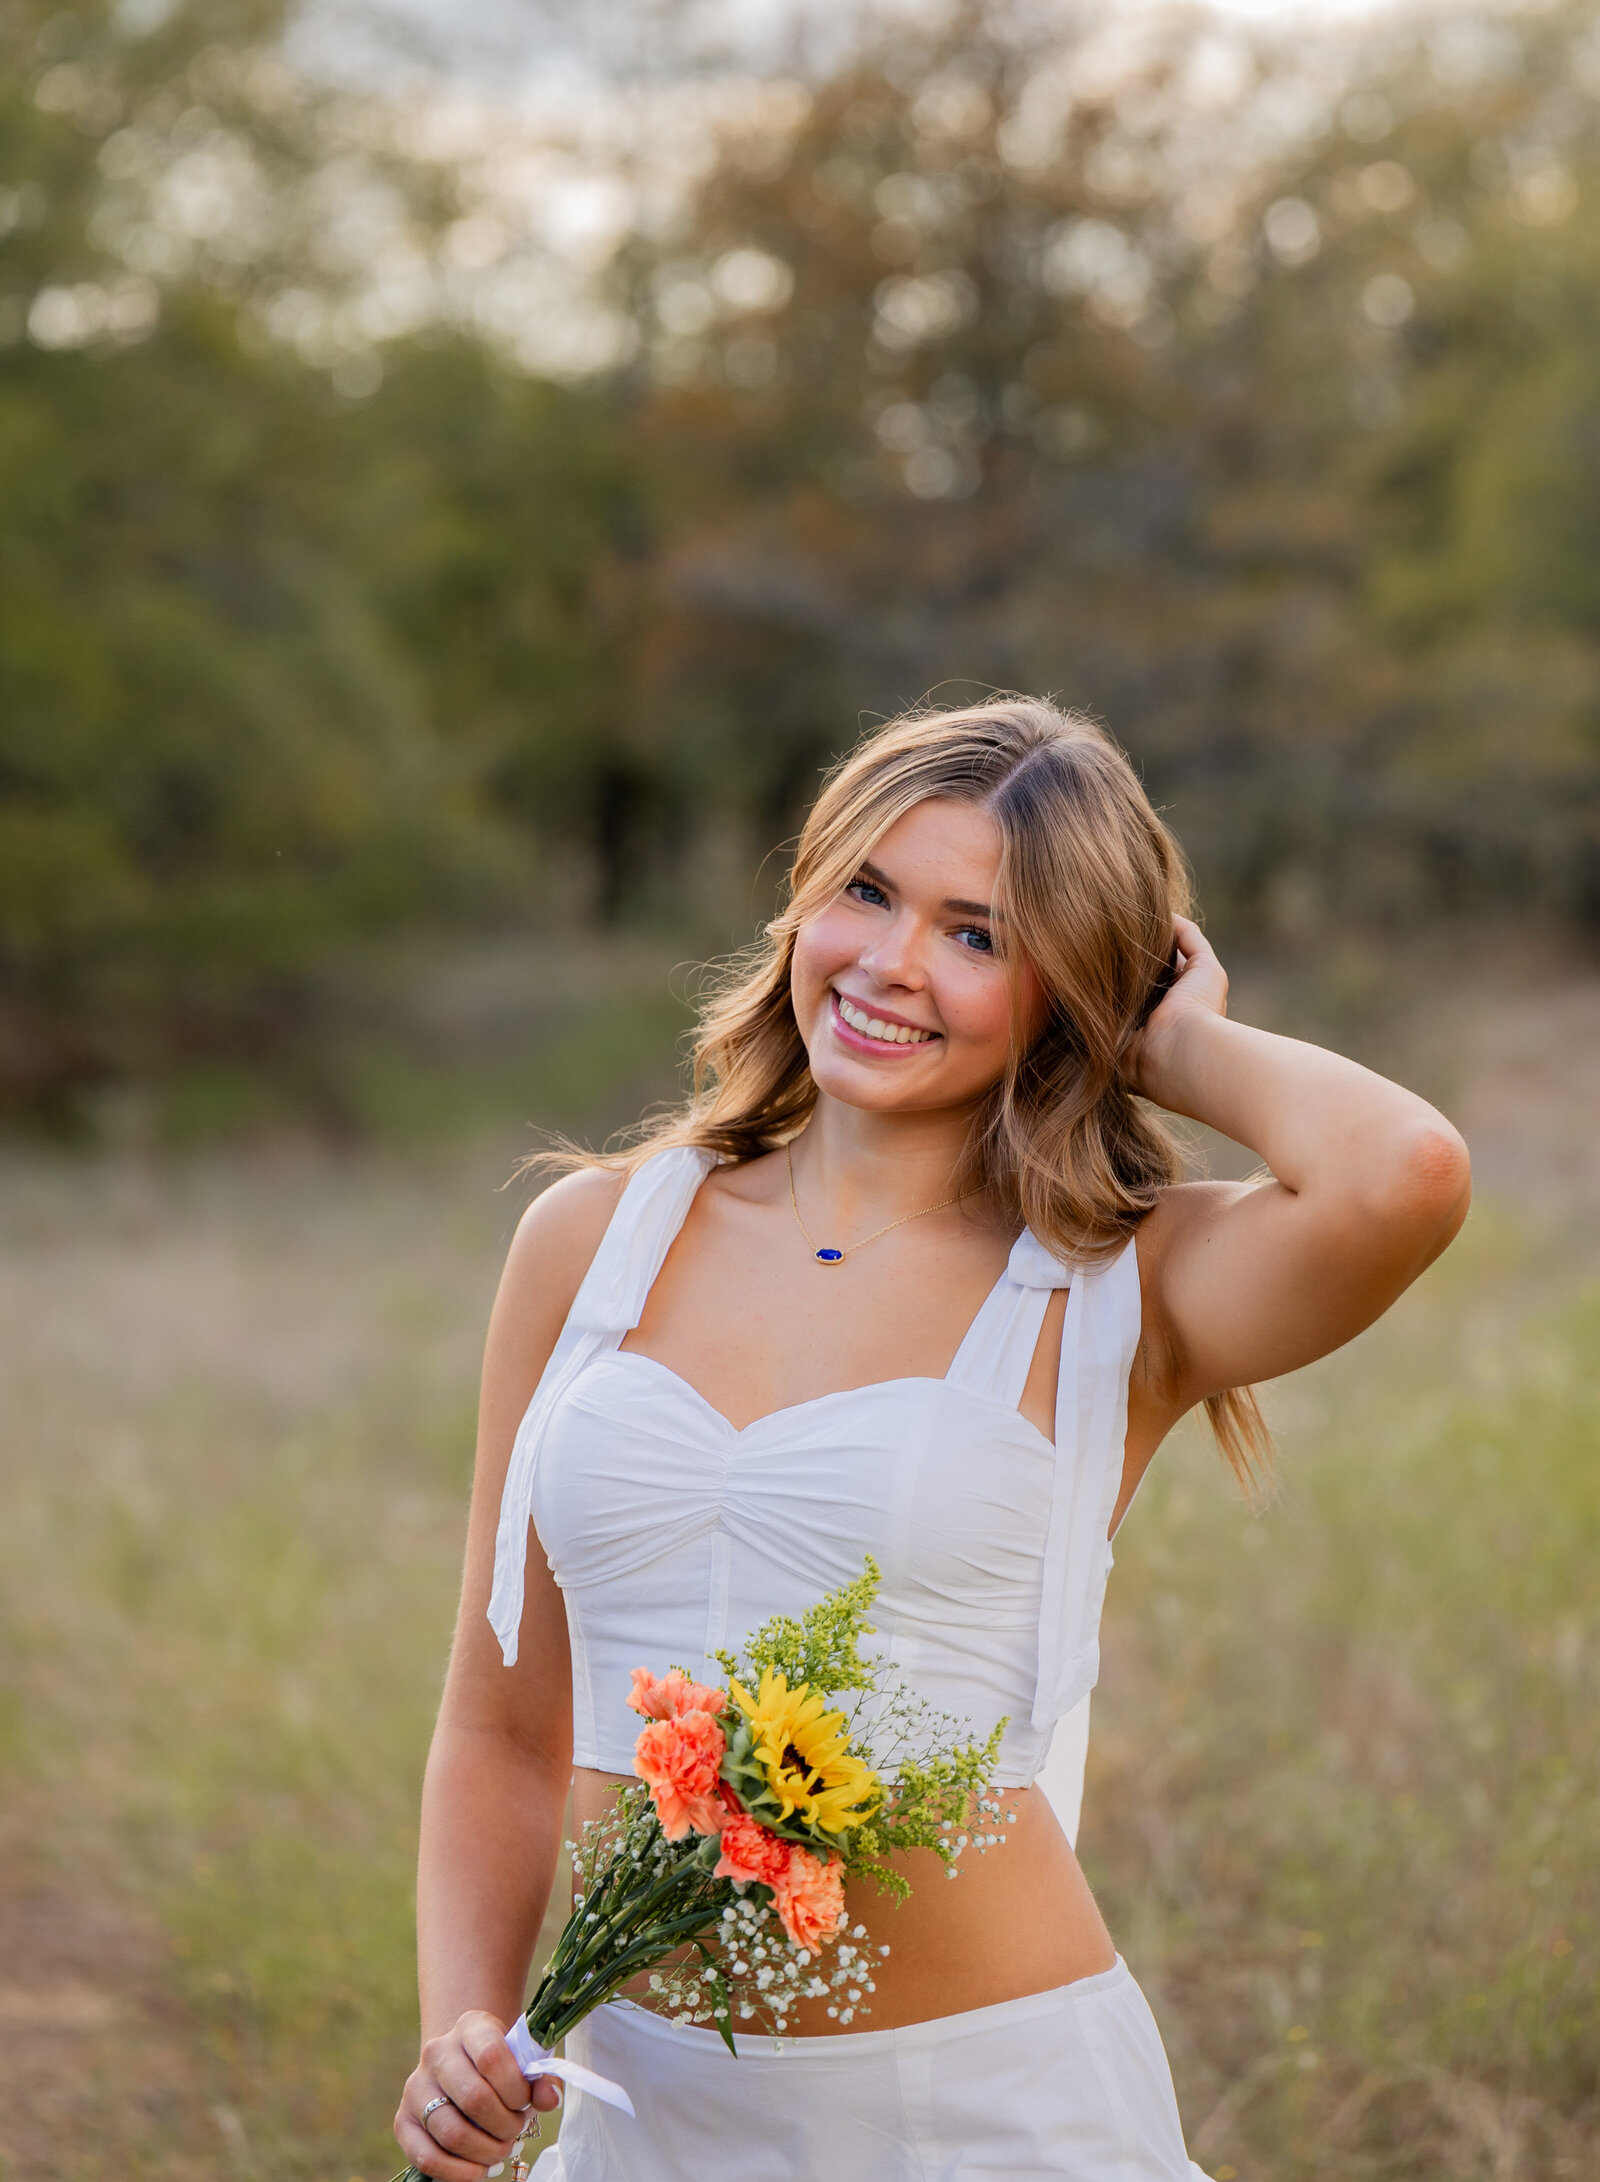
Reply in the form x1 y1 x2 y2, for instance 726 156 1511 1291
770 1843 846 1952
627 1666 726 1722
712 1809 791 1890
633 1710 727 1840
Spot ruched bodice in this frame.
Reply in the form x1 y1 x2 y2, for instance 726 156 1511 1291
537 1353 1063 1779
489 1146 1143 1794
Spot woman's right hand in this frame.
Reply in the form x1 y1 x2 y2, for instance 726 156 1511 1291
394 2010 555 2179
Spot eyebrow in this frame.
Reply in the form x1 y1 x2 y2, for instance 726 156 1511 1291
858 859 993 920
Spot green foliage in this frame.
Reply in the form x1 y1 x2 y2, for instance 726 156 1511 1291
845 1722 1009 1906
714 1558 1009 1899
712 1553 882 1695
600 2 1600 940
7 0 1600 1120
0 0 648 1114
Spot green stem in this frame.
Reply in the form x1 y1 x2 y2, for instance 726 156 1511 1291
531 1902 729 2045
531 1890 722 2041
537 1838 723 2010
385 1902 721 2182
390 1839 727 2179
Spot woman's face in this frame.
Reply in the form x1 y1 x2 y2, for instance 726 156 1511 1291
790 797 1044 1117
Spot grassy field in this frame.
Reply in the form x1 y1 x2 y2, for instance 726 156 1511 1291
0 953 1595 2181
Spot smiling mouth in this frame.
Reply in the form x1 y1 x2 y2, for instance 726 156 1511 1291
831 991 938 1047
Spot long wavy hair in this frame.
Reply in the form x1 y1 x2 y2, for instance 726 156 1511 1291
551 695 1269 1490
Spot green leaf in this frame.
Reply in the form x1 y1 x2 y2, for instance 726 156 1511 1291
692 1942 740 2059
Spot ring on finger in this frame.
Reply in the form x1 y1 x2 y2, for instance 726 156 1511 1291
421 2093 454 2134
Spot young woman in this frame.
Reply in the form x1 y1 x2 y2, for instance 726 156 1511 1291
393 698 1471 2181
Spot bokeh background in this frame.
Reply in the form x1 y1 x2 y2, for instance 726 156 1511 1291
2 0 1597 2176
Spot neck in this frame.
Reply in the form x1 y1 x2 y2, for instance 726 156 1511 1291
790 1092 979 1225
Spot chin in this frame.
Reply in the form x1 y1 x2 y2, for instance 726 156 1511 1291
805 1044 971 1116
812 1069 924 1113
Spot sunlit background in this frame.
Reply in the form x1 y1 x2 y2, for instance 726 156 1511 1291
1 2 1596 2178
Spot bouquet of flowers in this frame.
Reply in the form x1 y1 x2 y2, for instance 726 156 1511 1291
392 1559 1008 2181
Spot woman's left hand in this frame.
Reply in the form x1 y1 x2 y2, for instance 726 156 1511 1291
1123 914 1228 1103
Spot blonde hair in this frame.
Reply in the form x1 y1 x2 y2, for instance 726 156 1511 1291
550 695 1269 1491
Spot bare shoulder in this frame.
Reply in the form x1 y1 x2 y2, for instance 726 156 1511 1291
504 1165 628 1300
453 1167 631 1544
488 1166 628 1380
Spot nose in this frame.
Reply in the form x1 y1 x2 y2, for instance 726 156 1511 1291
858 907 927 991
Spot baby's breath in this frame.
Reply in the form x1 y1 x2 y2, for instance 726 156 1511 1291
392 1560 1012 2181
713 1557 1011 1899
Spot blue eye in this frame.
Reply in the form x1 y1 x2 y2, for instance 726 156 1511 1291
847 877 888 907
955 925 994 953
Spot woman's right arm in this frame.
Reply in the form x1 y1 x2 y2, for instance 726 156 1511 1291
393 1167 626 2182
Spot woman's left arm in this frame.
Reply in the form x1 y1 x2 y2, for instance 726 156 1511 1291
1130 917 1473 1408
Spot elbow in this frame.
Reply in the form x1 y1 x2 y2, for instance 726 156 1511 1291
1361 1116 1472 1252
1407 1118 1473 1235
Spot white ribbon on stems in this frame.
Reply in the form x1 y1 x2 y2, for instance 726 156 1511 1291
503 2013 637 2119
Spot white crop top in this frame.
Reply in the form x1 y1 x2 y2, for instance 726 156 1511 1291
488 1145 1142 1812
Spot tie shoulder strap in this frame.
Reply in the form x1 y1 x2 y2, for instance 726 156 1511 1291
1032 1228 1143 1730
1007 1229 1075 1292
944 1226 1070 1407
943 1218 1140 1730
567 1142 719 1335
487 1143 717 1665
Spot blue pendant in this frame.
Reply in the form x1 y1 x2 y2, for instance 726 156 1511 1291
814 1247 845 1264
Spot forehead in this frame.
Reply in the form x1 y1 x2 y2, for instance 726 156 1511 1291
865 798 1000 896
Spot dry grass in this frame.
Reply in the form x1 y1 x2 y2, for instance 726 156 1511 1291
0 1149 517 2180
0 956 1595 2181
1086 1216 1600 2181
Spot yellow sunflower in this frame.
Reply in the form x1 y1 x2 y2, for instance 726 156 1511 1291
730 1668 879 1834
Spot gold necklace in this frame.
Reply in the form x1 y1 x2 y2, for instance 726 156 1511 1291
786 1140 975 1267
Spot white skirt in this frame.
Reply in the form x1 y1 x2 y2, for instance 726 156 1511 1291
533 1958 1211 2181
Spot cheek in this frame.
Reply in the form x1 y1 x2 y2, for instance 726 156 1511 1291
942 959 1042 1056
937 962 1014 1050
790 913 846 1009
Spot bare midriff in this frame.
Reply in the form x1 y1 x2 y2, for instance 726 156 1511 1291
568 1767 1116 2034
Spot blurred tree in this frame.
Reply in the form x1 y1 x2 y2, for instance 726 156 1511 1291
1214 1 1600 928
341 340 656 921
6 0 1600 1120
0 0 641 1113
602 0 1600 936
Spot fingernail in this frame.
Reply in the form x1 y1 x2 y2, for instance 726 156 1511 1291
487 2164 505 2177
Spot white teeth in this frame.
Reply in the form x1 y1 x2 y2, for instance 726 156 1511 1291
836 996 931 1044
